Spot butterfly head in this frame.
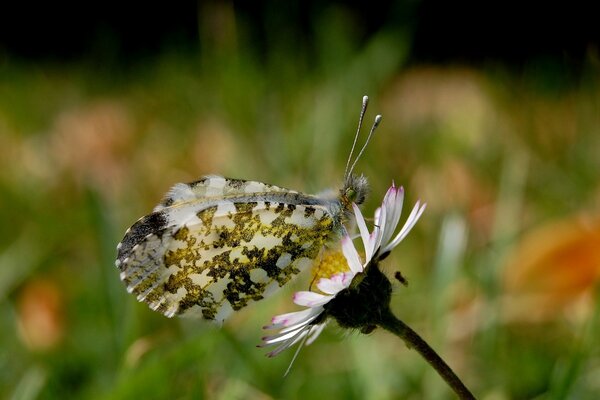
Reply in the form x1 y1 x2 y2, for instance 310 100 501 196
341 173 369 207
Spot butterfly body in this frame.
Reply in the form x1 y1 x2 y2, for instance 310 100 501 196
116 175 364 322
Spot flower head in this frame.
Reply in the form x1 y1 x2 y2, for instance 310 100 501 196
261 183 426 359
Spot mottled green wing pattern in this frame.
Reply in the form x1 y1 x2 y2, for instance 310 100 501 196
116 176 342 322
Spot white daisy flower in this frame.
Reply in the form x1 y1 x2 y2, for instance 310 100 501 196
261 183 426 360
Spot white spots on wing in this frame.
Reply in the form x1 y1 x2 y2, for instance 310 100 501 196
244 181 266 193
289 207 319 228
189 269 213 287
216 201 236 215
165 264 181 280
180 304 205 318
131 241 141 252
206 276 230 303
315 208 327 218
251 201 264 214
301 242 313 251
164 304 179 318
276 253 292 269
205 176 227 196
249 268 268 283
164 206 202 226
120 271 129 281
294 257 314 272
213 302 234 323
258 207 279 225
165 238 189 263
215 201 237 229
155 183 196 211
171 182 196 199
149 299 163 312
246 235 279 252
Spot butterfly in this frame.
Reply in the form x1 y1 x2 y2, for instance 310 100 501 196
115 96 382 322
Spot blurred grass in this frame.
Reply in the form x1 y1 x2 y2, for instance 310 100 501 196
1 9 600 400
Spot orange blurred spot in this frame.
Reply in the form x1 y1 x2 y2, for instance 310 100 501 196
382 66 494 148
503 215 600 322
192 119 236 173
51 101 133 197
17 279 65 351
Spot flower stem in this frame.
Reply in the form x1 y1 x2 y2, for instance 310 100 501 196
377 308 476 400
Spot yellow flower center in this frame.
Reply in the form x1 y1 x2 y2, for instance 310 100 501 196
310 250 351 290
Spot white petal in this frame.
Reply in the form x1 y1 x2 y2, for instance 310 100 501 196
352 203 372 261
373 207 382 227
306 323 327 345
384 201 426 253
317 272 353 294
275 308 322 334
267 307 319 329
262 325 306 345
293 291 333 307
267 329 309 357
372 205 386 254
368 229 379 254
341 235 363 274
380 185 404 249
337 271 354 287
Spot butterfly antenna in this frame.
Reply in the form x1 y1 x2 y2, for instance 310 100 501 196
344 95 369 181
347 114 382 178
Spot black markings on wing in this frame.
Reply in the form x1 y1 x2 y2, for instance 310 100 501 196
116 200 336 322
116 211 169 261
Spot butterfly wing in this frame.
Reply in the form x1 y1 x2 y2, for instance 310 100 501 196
116 176 341 322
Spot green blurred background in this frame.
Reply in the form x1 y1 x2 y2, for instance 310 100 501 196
1 2 600 399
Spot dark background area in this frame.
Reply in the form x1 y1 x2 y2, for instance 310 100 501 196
1 1 598 68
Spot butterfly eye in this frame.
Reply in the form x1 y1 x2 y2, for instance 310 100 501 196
346 188 357 202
